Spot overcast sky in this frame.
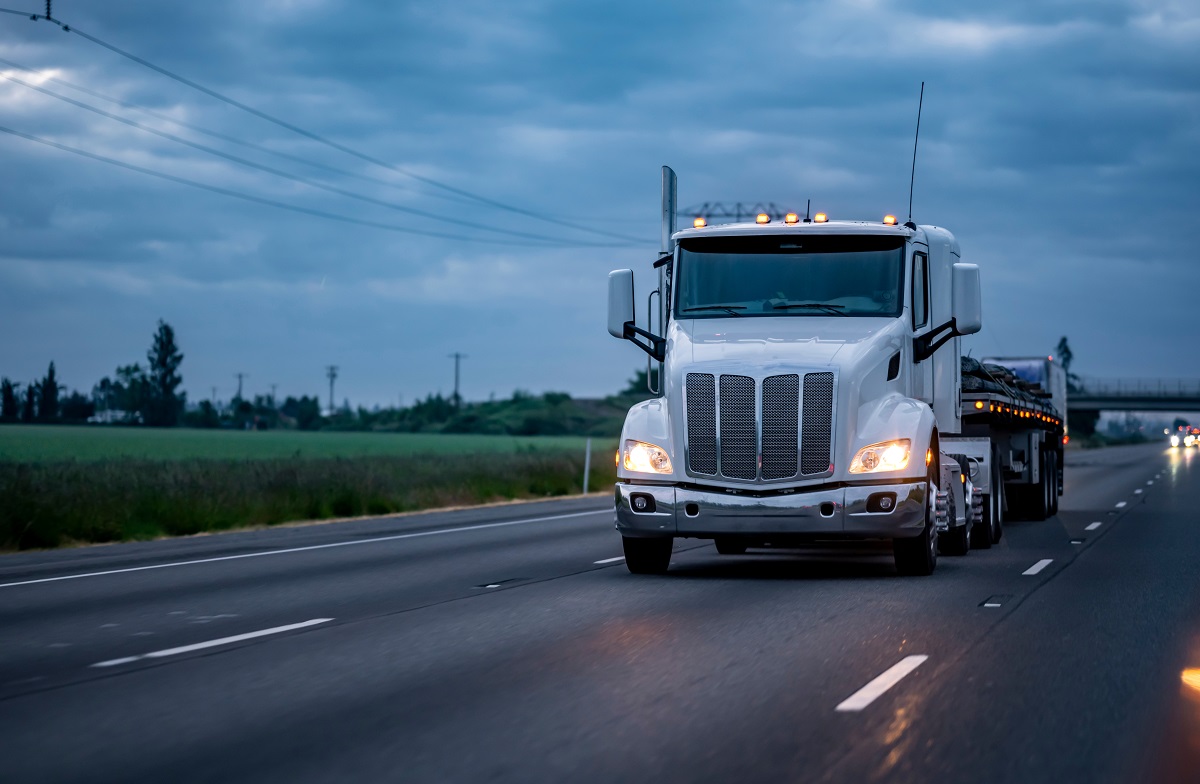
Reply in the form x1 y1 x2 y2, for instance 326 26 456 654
0 0 1197 406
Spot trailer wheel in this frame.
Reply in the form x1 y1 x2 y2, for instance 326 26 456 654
1028 450 1051 521
990 450 1004 543
714 538 747 555
622 536 673 574
894 463 939 576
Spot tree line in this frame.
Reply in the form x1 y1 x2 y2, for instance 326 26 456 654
1 320 185 427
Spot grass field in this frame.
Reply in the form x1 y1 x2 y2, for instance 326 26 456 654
0 426 619 550
0 425 607 463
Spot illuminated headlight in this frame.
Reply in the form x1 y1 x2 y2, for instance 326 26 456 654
1171 435 1181 447
849 439 911 474
622 440 673 474
1187 435 1196 447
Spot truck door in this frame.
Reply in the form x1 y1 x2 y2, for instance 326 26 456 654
910 249 934 405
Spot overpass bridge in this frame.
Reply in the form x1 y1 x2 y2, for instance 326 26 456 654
1069 378 1200 413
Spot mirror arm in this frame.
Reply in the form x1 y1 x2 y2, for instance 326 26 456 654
652 253 672 269
914 318 958 363
623 322 666 363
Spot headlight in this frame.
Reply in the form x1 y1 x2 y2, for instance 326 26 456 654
1171 435 1181 447
849 439 911 474
623 439 673 474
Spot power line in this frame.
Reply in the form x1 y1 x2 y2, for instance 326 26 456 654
0 54 478 209
0 69 623 247
3 8 650 245
0 124 614 246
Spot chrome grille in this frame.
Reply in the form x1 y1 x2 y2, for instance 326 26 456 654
685 373 717 475
800 372 835 475
761 374 799 480
719 375 756 479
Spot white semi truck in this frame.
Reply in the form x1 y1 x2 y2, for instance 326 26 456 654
606 167 1065 575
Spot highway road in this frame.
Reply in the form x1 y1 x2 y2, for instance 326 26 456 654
1 442 1198 783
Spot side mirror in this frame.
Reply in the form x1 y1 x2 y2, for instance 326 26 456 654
607 269 635 338
951 263 982 335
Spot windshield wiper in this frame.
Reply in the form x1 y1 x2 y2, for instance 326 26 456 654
771 302 848 316
681 304 746 316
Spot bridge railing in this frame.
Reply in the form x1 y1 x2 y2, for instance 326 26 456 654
1073 378 1200 397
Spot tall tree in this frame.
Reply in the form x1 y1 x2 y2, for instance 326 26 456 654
1054 336 1074 373
146 320 184 426
0 378 19 421
38 362 60 422
21 382 38 423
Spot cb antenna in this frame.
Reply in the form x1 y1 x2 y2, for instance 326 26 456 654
907 81 925 226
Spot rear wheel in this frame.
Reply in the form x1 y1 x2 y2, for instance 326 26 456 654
1048 451 1060 517
990 451 1004 543
622 536 673 574
714 538 747 556
894 464 939 576
938 485 969 556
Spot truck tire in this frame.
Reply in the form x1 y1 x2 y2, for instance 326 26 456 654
1048 451 1060 517
714 538 747 555
894 464 938 576
938 487 969 556
990 451 1004 543
1029 451 1050 521
970 494 993 550
623 536 673 574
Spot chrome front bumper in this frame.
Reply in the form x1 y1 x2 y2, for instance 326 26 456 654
615 480 928 540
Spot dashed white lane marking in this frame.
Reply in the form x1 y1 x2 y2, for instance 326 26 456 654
0 510 609 589
1134 489 1143 494
1115 501 1128 509
1147 481 1154 486
91 618 332 668
1023 559 1054 576
983 602 1002 608
594 556 625 565
835 655 928 712
1085 522 1102 531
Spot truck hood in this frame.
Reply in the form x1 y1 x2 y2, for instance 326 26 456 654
675 316 899 369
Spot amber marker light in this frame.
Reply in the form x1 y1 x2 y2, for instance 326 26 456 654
814 212 829 223
975 401 984 410
693 216 707 228
784 212 800 224
756 213 770 224
883 214 897 225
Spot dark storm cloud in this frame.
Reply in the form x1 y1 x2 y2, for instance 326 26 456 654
0 0 1197 404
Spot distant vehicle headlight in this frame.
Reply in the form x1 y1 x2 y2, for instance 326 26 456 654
1171 435 1181 447
849 439 912 474
623 440 673 474
1186 435 1196 447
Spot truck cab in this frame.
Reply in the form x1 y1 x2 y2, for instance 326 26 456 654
606 168 984 576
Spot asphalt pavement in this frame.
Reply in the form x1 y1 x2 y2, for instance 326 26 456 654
1 442 1198 783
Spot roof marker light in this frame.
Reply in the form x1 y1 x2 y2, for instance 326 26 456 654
814 212 828 223
883 215 897 225
784 212 800 224
756 213 770 224
693 217 707 228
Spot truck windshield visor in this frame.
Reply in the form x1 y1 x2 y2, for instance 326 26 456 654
675 235 905 318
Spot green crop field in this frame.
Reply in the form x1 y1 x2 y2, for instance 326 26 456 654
0 425 611 463
0 426 619 550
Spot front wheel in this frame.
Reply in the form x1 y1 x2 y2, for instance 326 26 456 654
623 536 673 574
894 467 939 576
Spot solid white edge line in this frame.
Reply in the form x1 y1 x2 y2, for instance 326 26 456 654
2 510 610 589
1023 558 1054 576
835 655 928 712
91 618 332 668
1085 522 1102 531
594 556 626 564
1115 501 1128 508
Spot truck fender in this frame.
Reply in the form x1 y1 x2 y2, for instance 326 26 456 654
852 393 938 481
617 397 678 480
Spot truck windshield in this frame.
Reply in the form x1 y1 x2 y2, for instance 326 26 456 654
675 235 905 318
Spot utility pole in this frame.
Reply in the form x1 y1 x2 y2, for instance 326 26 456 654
448 353 466 407
234 372 247 400
325 365 338 414
269 383 278 405
211 387 217 404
